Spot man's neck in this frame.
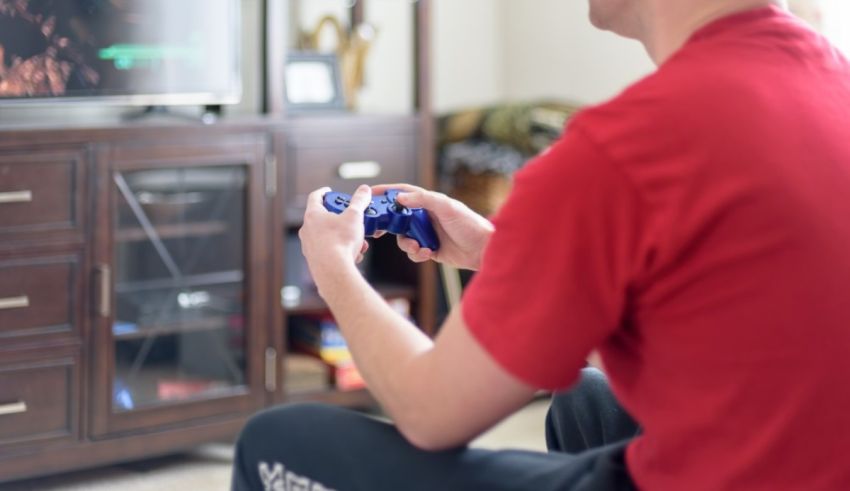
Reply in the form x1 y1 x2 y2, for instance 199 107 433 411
642 0 785 64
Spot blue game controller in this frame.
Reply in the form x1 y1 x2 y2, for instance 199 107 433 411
323 189 440 251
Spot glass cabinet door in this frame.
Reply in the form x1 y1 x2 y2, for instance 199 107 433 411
111 165 248 411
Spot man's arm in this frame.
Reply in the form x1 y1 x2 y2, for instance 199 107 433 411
321 266 536 450
298 185 536 450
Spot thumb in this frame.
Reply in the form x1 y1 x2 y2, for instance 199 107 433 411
345 184 372 216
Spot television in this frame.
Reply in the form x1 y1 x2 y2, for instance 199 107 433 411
0 0 241 106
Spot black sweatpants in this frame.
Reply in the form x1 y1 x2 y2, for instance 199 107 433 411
231 368 640 491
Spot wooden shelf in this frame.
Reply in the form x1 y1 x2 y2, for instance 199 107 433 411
115 270 244 294
114 316 238 341
283 283 416 315
112 364 247 412
115 221 229 242
285 387 376 409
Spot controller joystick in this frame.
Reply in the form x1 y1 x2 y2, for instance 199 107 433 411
323 189 440 251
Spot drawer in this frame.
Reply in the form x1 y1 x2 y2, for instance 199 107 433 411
0 256 80 341
0 357 77 447
286 124 417 223
0 149 86 238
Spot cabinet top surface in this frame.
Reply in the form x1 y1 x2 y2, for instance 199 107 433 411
0 113 421 146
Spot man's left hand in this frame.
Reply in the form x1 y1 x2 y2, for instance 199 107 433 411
299 184 372 294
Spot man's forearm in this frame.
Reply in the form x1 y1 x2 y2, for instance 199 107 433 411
317 263 434 429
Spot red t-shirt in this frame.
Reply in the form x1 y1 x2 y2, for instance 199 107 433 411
462 6 850 490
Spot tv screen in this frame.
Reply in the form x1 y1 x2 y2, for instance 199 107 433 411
0 0 241 105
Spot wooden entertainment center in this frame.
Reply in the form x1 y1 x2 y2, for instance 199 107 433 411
0 0 436 482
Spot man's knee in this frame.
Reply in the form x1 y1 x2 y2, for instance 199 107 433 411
234 404 350 491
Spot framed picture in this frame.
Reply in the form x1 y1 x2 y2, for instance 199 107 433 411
284 52 346 112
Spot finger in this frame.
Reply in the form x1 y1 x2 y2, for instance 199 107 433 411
395 189 448 213
407 249 432 263
306 187 333 212
344 184 372 216
414 248 434 262
396 235 421 254
356 254 365 264
371 183 423 195
373 230 387 238
360 241 369 254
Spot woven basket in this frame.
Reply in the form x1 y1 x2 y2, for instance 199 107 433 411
449 168 512 217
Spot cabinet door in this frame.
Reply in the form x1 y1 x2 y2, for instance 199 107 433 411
90 135 270 436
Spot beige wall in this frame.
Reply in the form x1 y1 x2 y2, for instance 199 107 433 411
432 0 509 113
431 0 654 113
358 1 415 114
501 0 653 105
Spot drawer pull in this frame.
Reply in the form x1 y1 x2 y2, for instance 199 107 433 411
96 265 111 318
0 190 33 204
265 347 277 392
337 161 382 180
0 401 27 416
0 295 29 310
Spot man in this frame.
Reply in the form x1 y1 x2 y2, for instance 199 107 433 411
233 0 850 489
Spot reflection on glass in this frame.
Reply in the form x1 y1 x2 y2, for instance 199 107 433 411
111 166 247 412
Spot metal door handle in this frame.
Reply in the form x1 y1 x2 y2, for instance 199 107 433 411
0 295 29 310
265 347 277 392
0 401 27 416
96 265 111 318
0 190 33 204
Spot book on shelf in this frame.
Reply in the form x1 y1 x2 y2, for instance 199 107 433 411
288 315 366 391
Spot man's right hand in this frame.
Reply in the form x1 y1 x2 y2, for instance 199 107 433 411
371 184 495 271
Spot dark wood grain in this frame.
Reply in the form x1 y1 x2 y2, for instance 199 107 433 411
286 387 376 409
0 255 80 342
0 148 87 247
0 350 79 453
0 415 245 483
283 114 418 224
269 130 287 405
415 0 439 335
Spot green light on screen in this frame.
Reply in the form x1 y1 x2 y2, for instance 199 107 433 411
98 35 204 70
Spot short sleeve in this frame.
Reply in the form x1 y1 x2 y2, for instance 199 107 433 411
461 122 644 390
